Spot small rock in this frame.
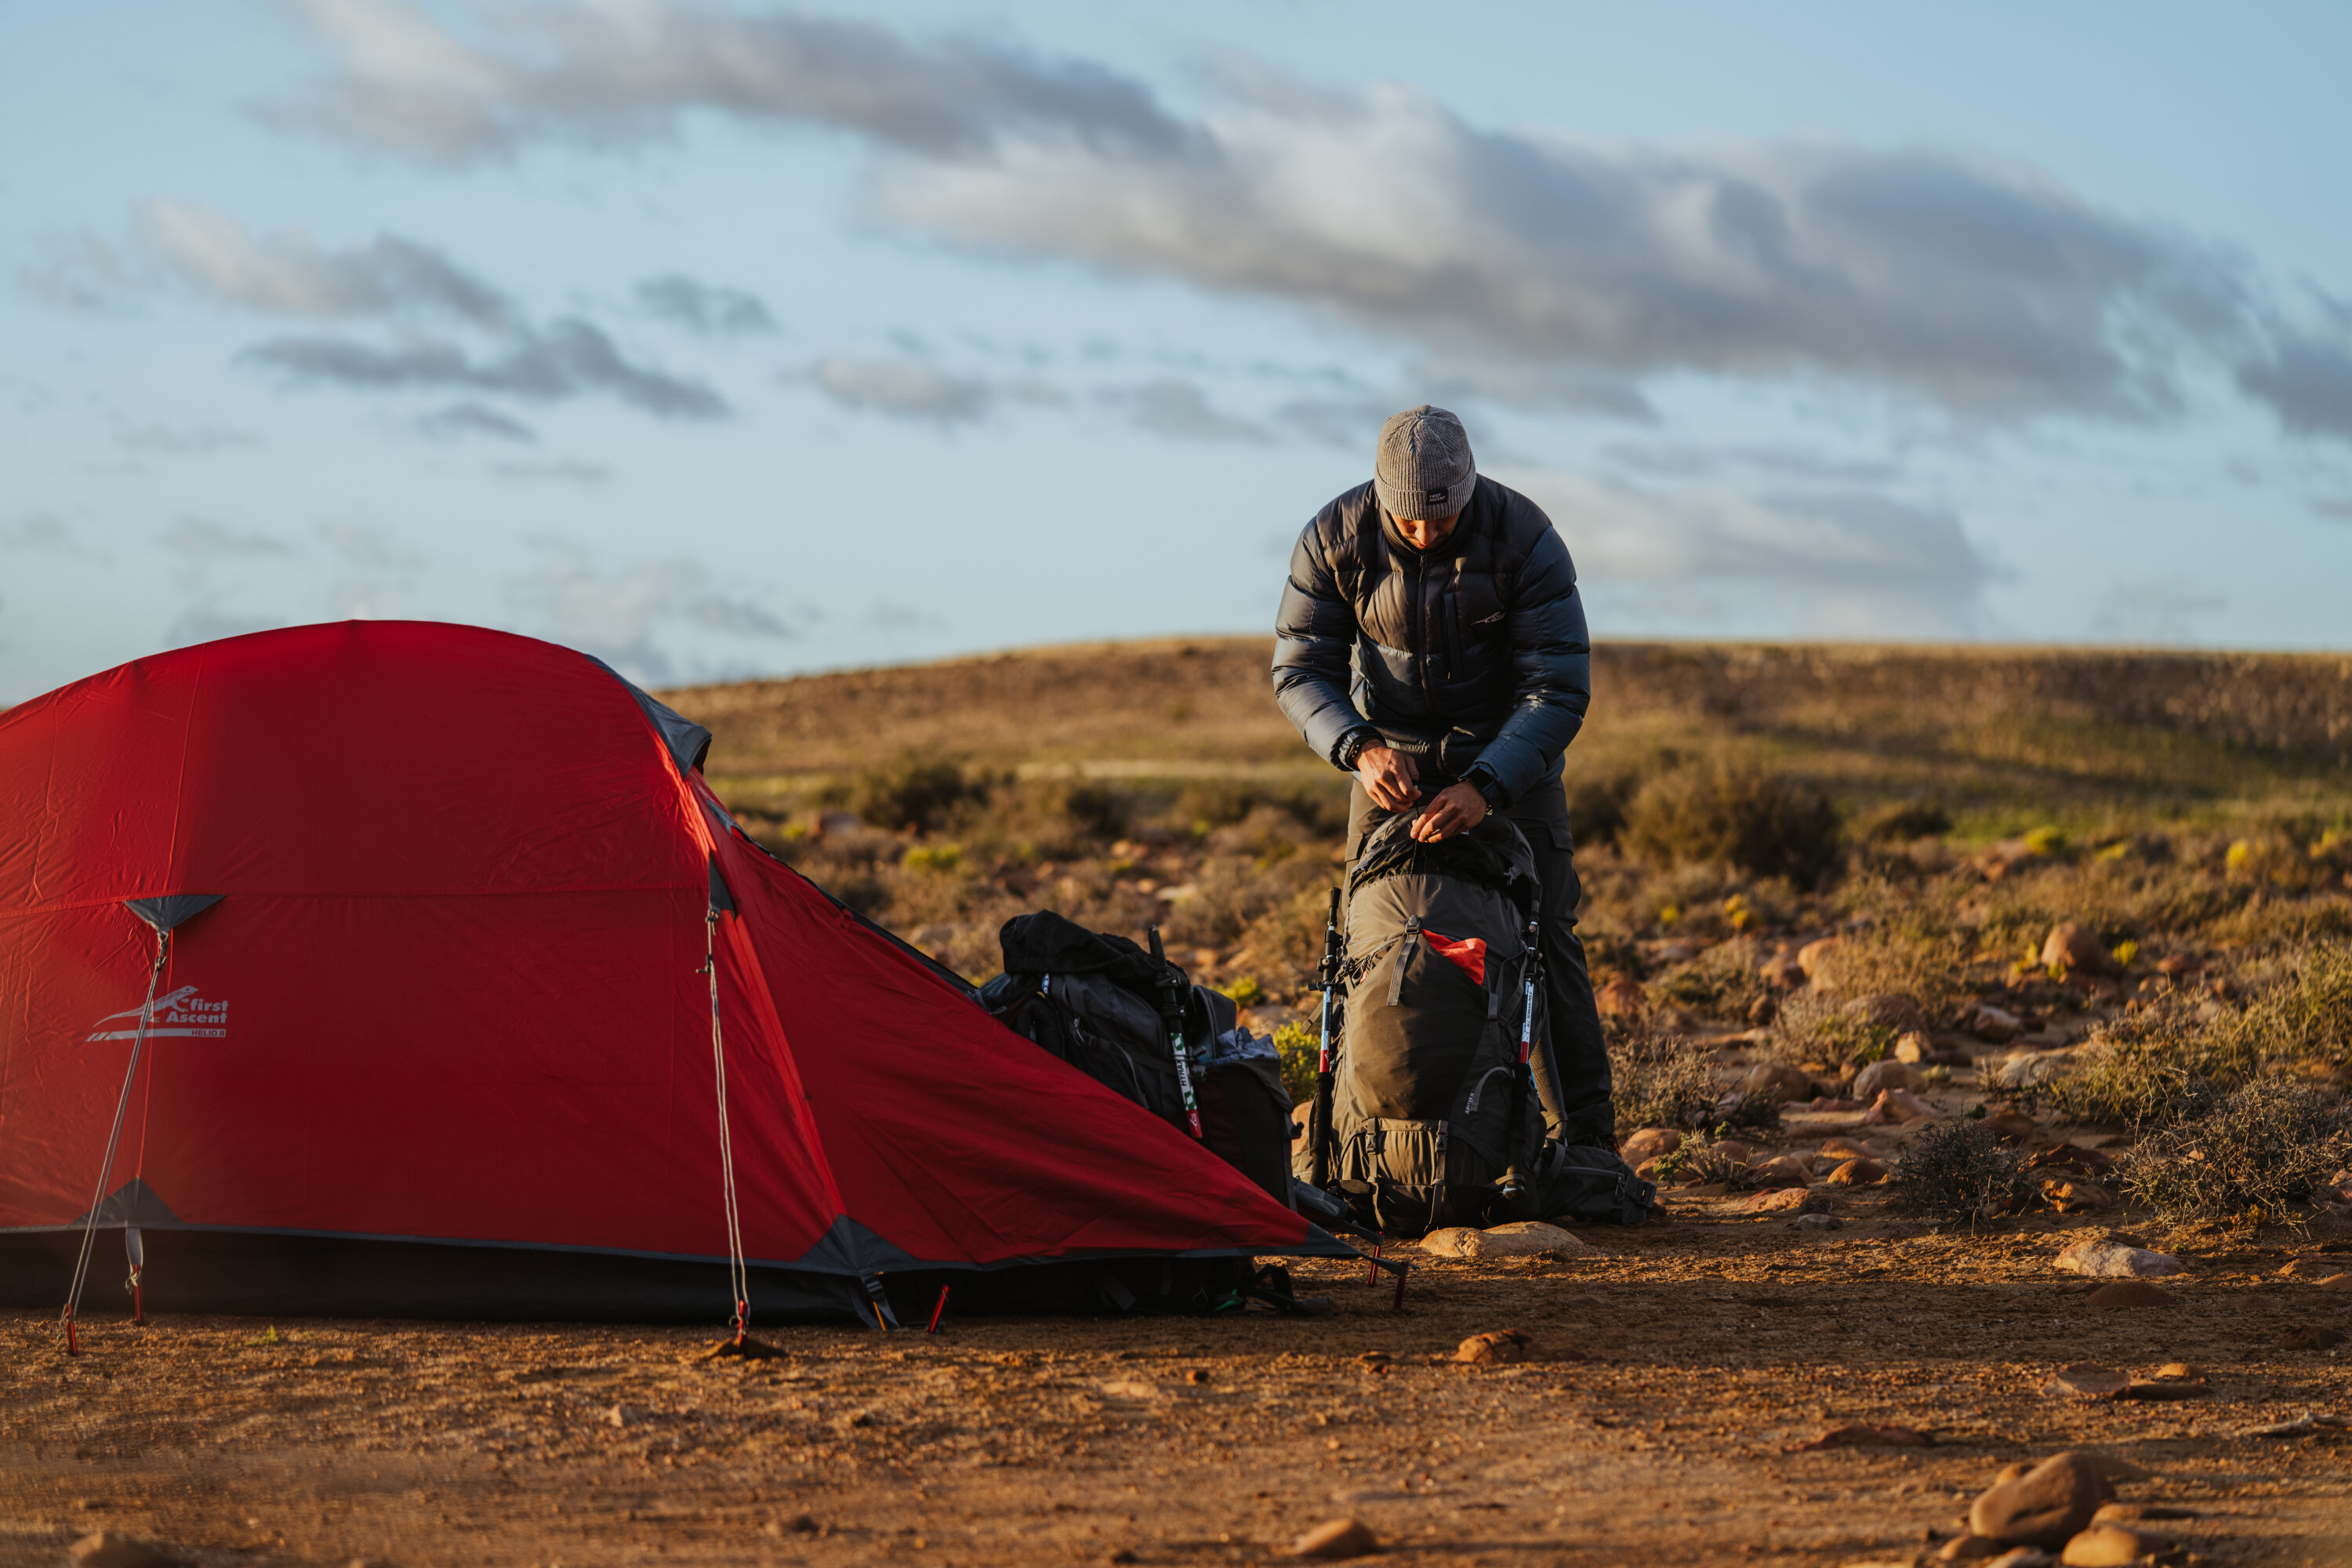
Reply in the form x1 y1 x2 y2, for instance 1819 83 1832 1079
1745 1155 1814 1190
1935 1536 2009 1562
2038 1178 2117 1213
1290 1518 1380 1559
2056 1238 2184 1279
814 809 864 840
1419 1221 1591 1259
2060 1524 2169 1566
67 1538 167 1568
1894 1030 1936 1063
1454 1328 1533 1364
2045 1363 2132 1400
1985 1051 2067 1089
1595 975 1647 1018
2154 953 2201 976
1969 1004 2023 1043
2274 1324 2347 1350
1862 1087 1940 1125
1827 1157 1891 1186
2042 922 2121 978
1984 1552 2056 1568
1853 1058 1930 1100
1617 1127 1682 1165
1740 1062 1820 1106
2319 1274 2352 1293
1969 1451 2111 1548
1796 935 1844 981
767 1513 820 1536
1795 1212 1842 1232
1706 1138 1757 1164
2154 1362 2202 1380
1738 1187 1813 1213
1983 1109 2041 1144
1849 992 1929 1033
1788 1422 1932 1450
2091 1503 2195 1523
603 1403 635 1427
2084 1281 2179 1311
1820 1136 1875 1160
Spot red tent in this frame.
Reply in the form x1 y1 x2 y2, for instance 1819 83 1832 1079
0 622 1344 1325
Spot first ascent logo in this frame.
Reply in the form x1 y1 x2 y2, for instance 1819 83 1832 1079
87 985 227 1042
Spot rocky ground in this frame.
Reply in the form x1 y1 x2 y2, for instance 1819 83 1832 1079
10 1116 2352 1568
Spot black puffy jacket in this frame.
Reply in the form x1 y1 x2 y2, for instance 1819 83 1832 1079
1271 475 1591 804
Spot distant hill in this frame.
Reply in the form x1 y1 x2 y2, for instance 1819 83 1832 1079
666 640 2352 836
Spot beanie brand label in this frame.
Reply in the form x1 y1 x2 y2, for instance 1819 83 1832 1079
1425 488 1449 504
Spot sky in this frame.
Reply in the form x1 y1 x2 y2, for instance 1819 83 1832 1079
5 2 2350 702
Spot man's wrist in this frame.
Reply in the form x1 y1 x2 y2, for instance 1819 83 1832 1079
1337 729 1381 770
1464 764 1508 811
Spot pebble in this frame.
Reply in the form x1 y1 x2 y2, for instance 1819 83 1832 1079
2059 1524 2169 1565
2321 1275 2352 1293
1827 1157 1891 1185
2045 1363 2131 1400
1862 1087 1940 1125
1796 936 1844 980
1984 1552 2056 1568
1935 1536 2006 1561
2274 1324 2347 1350
1853 1058 1930 1100
1893 1029 1936 1062
1290 1518 1380 1559
2091 1502 2195 1523
2042 922 2120 978
1982 1109 2041 1143
1740 1062 1820 1105
1419 1221 1591 1259
1794 1212 1842 1231
2038 1178 2118 1213
1454 1328 1534 1364
1820 1136 1875 1160
1969 1451 2110 1548
67 1537 167 1568
2055 1238 2184 1279
1744 1155 1814 1190
1617 1127 1682 1164
2084 1281 2179 1311
1737 1187 1812 1214
1969 1004 2022 1043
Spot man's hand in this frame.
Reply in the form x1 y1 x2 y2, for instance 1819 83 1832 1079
1355 743 1422 812
1410 782 1490 842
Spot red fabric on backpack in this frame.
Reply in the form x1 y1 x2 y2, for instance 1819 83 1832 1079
1421 929 1487 985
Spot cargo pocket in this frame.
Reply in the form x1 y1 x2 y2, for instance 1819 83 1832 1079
1352 929 1491 1121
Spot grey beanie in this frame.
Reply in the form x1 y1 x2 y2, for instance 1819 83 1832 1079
1373 405 1475 519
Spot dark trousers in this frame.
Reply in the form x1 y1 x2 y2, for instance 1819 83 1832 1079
1345 780 1616 1146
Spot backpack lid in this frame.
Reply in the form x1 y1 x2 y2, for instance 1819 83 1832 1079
1351 809 1538 909
999 910 1174 1000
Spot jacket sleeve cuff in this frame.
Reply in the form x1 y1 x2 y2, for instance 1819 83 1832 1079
1463 761 1510 810
1333 728 1382 771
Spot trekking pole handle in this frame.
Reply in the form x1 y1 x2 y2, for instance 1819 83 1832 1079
1149 927 1205 1140
1308 886 1341 1190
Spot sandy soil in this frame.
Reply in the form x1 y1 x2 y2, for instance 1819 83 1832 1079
9 1174 2352 1568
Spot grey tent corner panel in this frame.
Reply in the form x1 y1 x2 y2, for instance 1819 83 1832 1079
583 654 714 775
124 893 223 935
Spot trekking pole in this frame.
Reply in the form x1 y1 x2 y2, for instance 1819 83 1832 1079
1499 894 1542 1200
1308 887 1343 1190
1148 927 1206 1140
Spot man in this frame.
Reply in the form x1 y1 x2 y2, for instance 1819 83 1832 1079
1271 405 1613 1148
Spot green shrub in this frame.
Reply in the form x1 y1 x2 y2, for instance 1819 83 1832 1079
1606 1019 1721 1131
840 754 989 833
1621 764 1844 889
1565 768 1644 848
2117 1076 2352 1225
1271 1021 1321 1104
1893 1121 2030 1225
1861 800 1954 842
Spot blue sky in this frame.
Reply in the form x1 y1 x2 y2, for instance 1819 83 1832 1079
5 2 2350 702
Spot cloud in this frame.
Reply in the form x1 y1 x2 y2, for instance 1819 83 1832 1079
114 422 260 456
245 318 728 419
2091 580 2228 643
0 515 95 556
142 200 511 328
271 0 1185 162
811 354 990 424
509 541 800 684
1494 466 1995 636
417 401 536 442
158 518 294 558
636 274 778 337
17 232 140 314
1105 378 1269 443
492 458 611 484
2308 495 2352 523
268 5 2352 441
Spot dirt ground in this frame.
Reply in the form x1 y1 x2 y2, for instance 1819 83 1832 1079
9 1173 2352 1568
